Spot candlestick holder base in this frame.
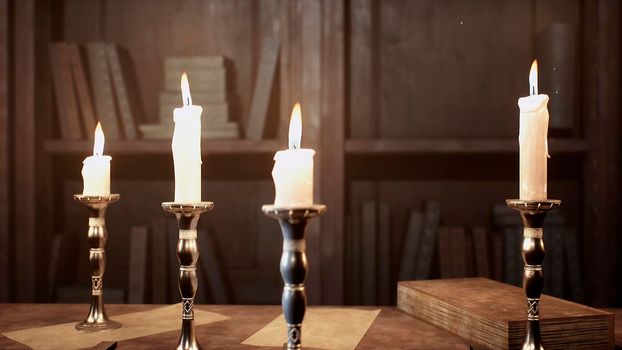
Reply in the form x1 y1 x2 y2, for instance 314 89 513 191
506 199 561 350
74 194 122 332
162 202 214 350
262 204 327 350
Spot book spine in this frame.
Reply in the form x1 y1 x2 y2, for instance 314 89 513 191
361 201 377 305
128 226 148 303
198 229 231 304
550 226 565 298
471 227 491 278
106 44 137 139
437 227 452 278
414 201 441 280
450 226 468 278
564 227 584 302
66 43 97 139
165 56 225 70
50 43 83 140
150 218 167 304
245 38 280 140
377 201 391 305
86 42 121 139
398 210 423 281
504 227 521 287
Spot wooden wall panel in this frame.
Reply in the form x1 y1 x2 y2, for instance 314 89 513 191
320 0 345 304
352 0 531 139
582 0 621 306
0 0 9 301
13 0 36 301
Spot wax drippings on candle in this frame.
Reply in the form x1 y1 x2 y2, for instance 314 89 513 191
288 103 302 149
181 72 193 106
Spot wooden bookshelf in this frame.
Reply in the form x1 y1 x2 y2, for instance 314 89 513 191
346 138 589 155
43 139 283 155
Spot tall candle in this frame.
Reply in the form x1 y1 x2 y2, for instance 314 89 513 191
81 122 111 195
272 103 315 207
172 73 203 203
518 60 550 200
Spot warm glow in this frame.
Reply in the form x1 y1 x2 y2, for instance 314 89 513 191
288 103 302 149
93 122 105 156
529 59 538 96
181 72 192 106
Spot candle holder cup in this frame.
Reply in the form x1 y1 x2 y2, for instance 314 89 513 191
73 194 122 332
262 204 326 350
506 199 561 350
162 202 214 350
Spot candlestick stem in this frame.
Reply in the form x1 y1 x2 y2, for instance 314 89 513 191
262 205 326 350
506 199 560 350
162 202 214 350
73 194 122 332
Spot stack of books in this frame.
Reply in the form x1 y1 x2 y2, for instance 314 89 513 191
139 56 239 139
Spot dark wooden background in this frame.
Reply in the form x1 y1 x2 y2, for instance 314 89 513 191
0 0 620 307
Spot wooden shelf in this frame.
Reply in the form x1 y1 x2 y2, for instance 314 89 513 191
346 138 589 155
43 139 284 155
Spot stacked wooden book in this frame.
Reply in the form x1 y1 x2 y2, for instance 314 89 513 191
398 278 614 349
139 56 239 140
49 42 142 140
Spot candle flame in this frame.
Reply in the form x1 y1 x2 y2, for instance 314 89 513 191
93 122 105 156
180 72 192 106
529 59 538 96
288 103 302 149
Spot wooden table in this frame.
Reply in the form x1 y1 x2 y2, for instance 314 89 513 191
0 304 471 349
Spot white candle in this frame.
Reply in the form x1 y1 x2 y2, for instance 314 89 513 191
172 73 203 203
272 103 315 207
81 122 111 195
518 60 549 200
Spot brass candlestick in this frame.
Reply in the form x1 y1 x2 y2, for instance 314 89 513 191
74 194 122 332
262 204 326 350
506 199 561 350
162 202 214 350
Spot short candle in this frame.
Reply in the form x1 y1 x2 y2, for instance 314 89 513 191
271 103 315 207
172 73 203 203
81 122 111 196
518 60 549 200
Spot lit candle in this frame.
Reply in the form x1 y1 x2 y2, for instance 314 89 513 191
272 103 315 207
81 122 111 195
172 73 203 203
518 60 550 200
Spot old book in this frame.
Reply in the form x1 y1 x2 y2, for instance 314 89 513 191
164 68 225 85
198 229 231 304
86 42 121 139
167 218 179 302
245 37 280 140
351 210 362 305
159 91 226 108
450 226 467 278
47 234 63 299
377 201 391 305
128 226 148 303
150 217 167 304
164 74 227 93
464 228 475 277
437 227 452 278
491 231 504 281
106 44 139 139
549 226 565 298
471 227 491 278
504 227 522 286
414 201 441 280
361 201 377 305
164 56 225 71
66 43 97 139
564 227 584 302
50 43 83 140
398 210 423 281
398 278 614 350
